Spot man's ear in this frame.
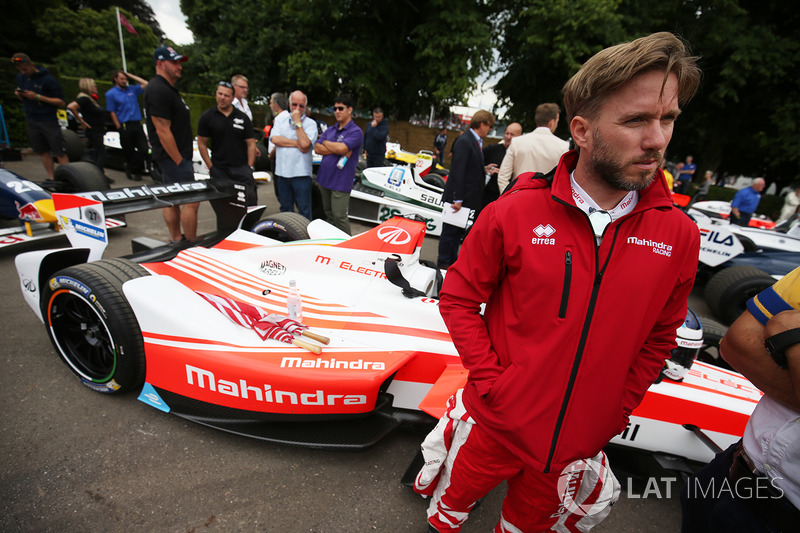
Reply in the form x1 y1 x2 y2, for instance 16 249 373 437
571 116 590 150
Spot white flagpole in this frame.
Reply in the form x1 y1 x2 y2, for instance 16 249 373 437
116 7 128 72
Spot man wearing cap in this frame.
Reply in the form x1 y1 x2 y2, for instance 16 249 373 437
12 53 68 179
197 81 257 206
143 46 198 242
106 70 149 181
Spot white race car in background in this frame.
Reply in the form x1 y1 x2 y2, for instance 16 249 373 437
689 200 800 253
351 152 452 236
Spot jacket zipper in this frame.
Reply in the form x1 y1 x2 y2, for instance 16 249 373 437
544 198 620 472
558 251 572 318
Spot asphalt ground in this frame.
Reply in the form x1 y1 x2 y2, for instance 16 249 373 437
0 155 693 532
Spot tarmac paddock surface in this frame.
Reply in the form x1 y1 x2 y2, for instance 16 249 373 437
1 156 683 532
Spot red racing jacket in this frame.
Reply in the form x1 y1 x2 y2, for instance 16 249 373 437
438 150 700 473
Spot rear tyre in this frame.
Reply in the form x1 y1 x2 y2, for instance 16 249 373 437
41 259 150 393
62 128 85 162
251 212 310 241
704 266 775 325
311 180 325 220
54 161 108 192
422 173 446 189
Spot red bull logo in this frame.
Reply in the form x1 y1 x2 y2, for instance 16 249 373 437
16 201 41 222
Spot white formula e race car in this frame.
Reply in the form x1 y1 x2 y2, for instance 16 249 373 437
15 199 760 470
351 152 454 236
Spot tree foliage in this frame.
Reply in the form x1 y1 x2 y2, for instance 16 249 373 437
32 6 160 82
180 0 494 119
492 0 800 183
63 0 164 38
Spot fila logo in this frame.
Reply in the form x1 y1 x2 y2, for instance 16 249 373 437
532 224 556 245
534 224 555 237
377 226 411 245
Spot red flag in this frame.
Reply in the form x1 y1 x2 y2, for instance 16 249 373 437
120 13 138 34
195 291 323 353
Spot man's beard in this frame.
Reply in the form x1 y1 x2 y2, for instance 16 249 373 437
589 130 661 192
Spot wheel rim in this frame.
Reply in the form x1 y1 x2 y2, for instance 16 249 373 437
47 289 116 382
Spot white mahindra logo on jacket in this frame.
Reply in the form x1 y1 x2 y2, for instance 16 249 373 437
627 236 673 257
532 224 556 245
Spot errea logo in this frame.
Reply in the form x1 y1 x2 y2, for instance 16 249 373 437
532 224 556 245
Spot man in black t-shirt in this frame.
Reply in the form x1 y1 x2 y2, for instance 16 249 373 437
143 46 198 242
197 81 257 206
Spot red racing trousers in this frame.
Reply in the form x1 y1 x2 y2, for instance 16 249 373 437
426 422 605 532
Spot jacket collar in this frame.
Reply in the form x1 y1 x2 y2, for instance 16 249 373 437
551 150 674 212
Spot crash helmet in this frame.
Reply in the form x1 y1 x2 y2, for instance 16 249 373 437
660 309 703 382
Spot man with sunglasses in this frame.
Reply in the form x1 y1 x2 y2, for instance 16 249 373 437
314 95 363 234
11 53 68 180
231 74 252 121
143 46 197 242
197 81 257 206
269 90 317 220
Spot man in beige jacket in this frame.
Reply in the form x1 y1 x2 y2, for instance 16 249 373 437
496 103 570 193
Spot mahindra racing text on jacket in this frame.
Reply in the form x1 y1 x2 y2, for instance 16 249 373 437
439 150 701 472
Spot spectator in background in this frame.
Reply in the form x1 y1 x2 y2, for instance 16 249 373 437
12 53 68 179
67 78 108 180
496 103 570 193
676 155 696 194
434 127 447 166
143 46 197 243
268 92 289 200
314 94 363 234
437 110 495 269
196 81 257 206
364 107 388 168
270 90 318 220
730 178 765 226
688 169 713 206
481 122 522 209
231 74 252 120
106 69 149 181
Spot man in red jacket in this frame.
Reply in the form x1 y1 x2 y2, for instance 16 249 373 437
423 32 702 532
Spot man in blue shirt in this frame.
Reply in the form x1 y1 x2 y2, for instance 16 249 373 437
730 178 765 226
676 155 697 195
270 90 318 220
106 70 149 181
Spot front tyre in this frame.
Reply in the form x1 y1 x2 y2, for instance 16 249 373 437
251 212 310 241
41 259 150 393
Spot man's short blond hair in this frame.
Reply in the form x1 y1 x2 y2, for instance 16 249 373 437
534 103 560 127
470 110 495 130
562 32 701 123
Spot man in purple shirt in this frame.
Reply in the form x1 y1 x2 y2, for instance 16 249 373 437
314 94 364 235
